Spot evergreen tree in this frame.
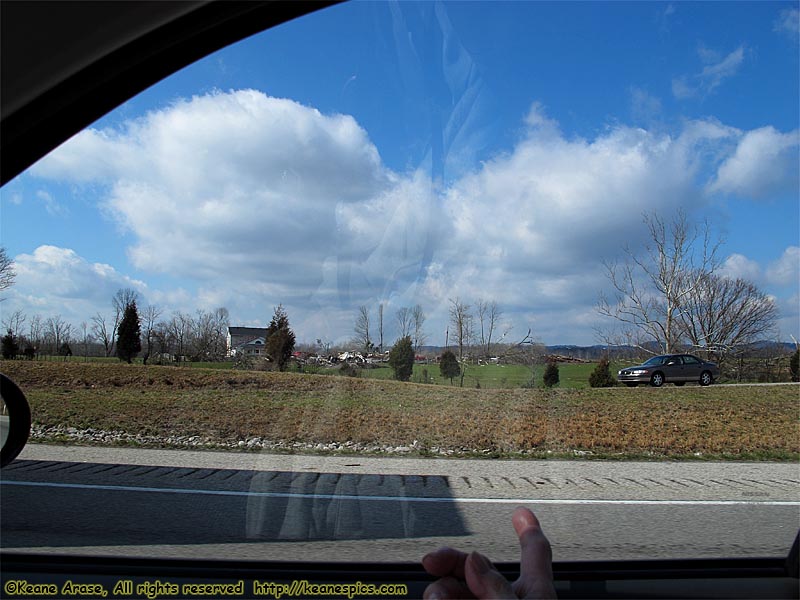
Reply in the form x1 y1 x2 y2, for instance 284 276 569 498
439 350 461 385
543 360 560 388
58 342 73 361
1 329 19 359
388 336 414 381
116 301 142 363
266 305 295 371
790 348 800 383
589 356 616 387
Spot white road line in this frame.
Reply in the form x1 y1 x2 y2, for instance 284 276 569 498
2 480 798 506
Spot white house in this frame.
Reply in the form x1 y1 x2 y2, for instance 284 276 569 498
226 327 268 357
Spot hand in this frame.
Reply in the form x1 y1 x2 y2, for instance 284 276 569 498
421 507 556 599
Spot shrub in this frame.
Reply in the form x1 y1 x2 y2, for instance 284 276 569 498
58 342 73 360
339 362 360 377
439 350 461 385
790 349 799 383
388 336 414 381
543 360 560 388
589 356 616 387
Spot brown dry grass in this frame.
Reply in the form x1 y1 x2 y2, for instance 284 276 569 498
3 361 798 459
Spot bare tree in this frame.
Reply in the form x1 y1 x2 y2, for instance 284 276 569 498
678 273 777 362
152 321 173 362
45 315 72 356
168 312 192 361
212 307 230 359
378 303 384 353
449 298 473 361
0 247 15 294
354 305 372 351
190 309 229 361
27 314 43 355
598 210 721 354
91 313 114 357
503 327 547 387
411 304 427 350
396 306 412 339
79 321 92 361
2 309 26 338
141 305 163 364
476 299 506 358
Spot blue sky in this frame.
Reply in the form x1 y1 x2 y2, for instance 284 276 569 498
1 1 798 346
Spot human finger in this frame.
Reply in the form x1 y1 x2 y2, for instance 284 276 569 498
422 547 469 579
511 507 556 598
464 551 517 599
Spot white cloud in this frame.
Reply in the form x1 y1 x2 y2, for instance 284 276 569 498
24 92 799 344
656 3 676 33
630 87 662 123
34 90 393 295
36 189 67 216
3 191 23 205
4 246 148 325
766 246 800 287
717 248 800 324
774 8 800 39
709 126 800 198
672 46 745 99
719 253 762 282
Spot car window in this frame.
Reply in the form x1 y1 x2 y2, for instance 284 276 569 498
642 356 667 367
1 0 798 568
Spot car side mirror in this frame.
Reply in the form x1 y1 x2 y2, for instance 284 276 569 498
1 373 31 468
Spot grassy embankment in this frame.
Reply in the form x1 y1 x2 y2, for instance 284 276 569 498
2 360 798 460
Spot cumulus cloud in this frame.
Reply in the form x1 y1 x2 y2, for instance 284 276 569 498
719 247 800 290
766 246 800 287
4 246 147 324
719 253 762 283
25 91 799 343
709 126 800 198
672 45 745 99
34 90 393 295
412 110 746 342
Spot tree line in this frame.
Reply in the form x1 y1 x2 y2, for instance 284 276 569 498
1 288 232 364
352 298 512 359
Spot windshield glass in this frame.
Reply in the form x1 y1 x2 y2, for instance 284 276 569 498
1 1 798 566
642 356 668 367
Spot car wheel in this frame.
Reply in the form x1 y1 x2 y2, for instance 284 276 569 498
625 383 637 388
699 371 713 386
650 372 664 387
674 382 685 386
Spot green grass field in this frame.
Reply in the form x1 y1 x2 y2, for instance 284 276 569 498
314 361 625 389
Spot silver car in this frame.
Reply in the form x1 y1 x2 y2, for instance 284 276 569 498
617 354 720 387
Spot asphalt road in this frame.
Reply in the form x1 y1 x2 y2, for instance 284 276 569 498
1 445 797 562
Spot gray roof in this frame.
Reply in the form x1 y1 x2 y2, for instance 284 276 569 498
228 326 267 336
